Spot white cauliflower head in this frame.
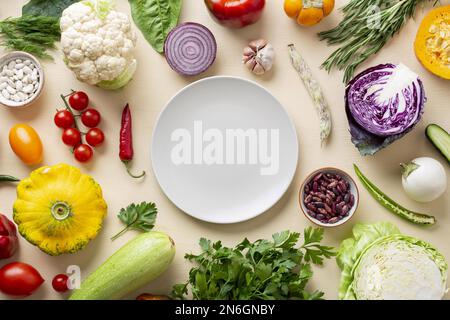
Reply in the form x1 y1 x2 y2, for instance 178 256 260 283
60 0 137 89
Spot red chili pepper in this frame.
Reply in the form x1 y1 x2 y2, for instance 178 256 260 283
0 214 18 260
120 104 145 179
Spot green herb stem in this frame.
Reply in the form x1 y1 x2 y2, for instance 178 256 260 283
319 0 430 83
110 226 131 241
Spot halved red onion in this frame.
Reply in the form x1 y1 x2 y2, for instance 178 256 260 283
164 22 217 76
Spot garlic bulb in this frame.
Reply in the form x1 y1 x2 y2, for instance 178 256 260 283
242 39 275 75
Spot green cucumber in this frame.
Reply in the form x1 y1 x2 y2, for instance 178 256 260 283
69 231 175 300
354 164 436 225
426 124 450 164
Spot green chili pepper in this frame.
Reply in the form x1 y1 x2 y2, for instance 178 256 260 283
0 175 20 182
353 164 436 225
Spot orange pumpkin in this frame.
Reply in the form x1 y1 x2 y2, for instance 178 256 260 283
414 5 450 80
284 0 334 26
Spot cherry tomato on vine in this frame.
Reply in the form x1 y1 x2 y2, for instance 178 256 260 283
54 110 74 129
62 128 81 147
86 128 105 147
52 274 69 293
69 91 89 111
81 109 101 127
0 262 44 296
74 144 93 163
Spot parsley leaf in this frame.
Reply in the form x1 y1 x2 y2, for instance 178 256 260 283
172 228 336 300
110 202 157 241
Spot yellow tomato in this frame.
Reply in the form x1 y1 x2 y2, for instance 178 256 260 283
9 124 43 165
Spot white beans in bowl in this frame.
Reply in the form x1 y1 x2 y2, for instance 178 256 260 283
0 51 44 108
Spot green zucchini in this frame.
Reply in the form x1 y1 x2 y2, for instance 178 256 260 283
426 124 450 164
69 231 175 300
353 164 436 225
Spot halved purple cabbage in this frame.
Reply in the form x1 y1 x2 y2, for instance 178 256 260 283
345 63 426 156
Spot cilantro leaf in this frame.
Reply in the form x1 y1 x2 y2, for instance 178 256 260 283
110 202 157 240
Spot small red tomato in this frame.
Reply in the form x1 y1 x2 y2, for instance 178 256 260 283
81 109 101 127
0 262 44 296
54 110 74 129
52 274 69 293
69 91 89 111
74 144 93 163
62 128 81 147
86 128 105 147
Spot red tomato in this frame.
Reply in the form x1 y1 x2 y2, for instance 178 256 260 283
74 144 93 163
81 109 101 127
0 262 44 296
69 91 89 111
54 110 74 129
52 274 69 293
62 128 81 147
86 128 105 147
204 0 265 28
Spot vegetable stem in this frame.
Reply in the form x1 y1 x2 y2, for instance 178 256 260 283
0 175 20 182
125 163 146 179
400 162 419 179
60 94 80 131
110 226 131 241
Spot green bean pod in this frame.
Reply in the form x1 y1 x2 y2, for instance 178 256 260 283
353 164 436 225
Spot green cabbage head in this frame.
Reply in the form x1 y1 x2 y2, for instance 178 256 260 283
337 222 447 300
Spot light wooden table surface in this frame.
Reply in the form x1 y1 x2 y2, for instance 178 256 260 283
0 0 449 300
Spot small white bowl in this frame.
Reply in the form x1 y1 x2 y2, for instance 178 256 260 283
0 51 44 108
299 167 359 228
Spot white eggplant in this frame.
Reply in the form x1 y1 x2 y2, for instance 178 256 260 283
401 157 447 203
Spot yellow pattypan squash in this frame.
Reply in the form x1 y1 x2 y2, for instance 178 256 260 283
414 5 450 80
13 163 107 256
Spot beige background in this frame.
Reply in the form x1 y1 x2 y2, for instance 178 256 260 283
0 0 449 300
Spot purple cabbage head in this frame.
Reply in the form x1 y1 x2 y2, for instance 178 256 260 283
345 63 426 155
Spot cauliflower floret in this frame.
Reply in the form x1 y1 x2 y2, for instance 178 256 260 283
60 0 137 89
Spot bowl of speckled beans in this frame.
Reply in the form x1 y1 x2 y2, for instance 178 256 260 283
0 51 44 108
299 167 359 227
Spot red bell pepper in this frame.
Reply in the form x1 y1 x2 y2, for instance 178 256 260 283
0 214 18 260
204 0 266 28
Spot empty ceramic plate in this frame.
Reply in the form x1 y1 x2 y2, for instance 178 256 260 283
151 76 298 223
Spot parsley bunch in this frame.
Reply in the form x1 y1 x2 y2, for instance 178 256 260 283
172 228 336 300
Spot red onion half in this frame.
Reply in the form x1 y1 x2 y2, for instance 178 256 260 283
164 22 217 76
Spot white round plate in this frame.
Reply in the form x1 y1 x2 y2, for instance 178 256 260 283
151 76 298 223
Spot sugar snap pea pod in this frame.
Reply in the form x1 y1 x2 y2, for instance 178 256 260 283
353 164 436 225
0 175 20 182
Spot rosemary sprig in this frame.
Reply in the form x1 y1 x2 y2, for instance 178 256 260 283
319 0 431 83
0 15 60 59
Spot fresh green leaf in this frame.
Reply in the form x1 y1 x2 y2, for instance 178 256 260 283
110 202 157 240
171 229 336 300
22 0 79 18
128 0 182 53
